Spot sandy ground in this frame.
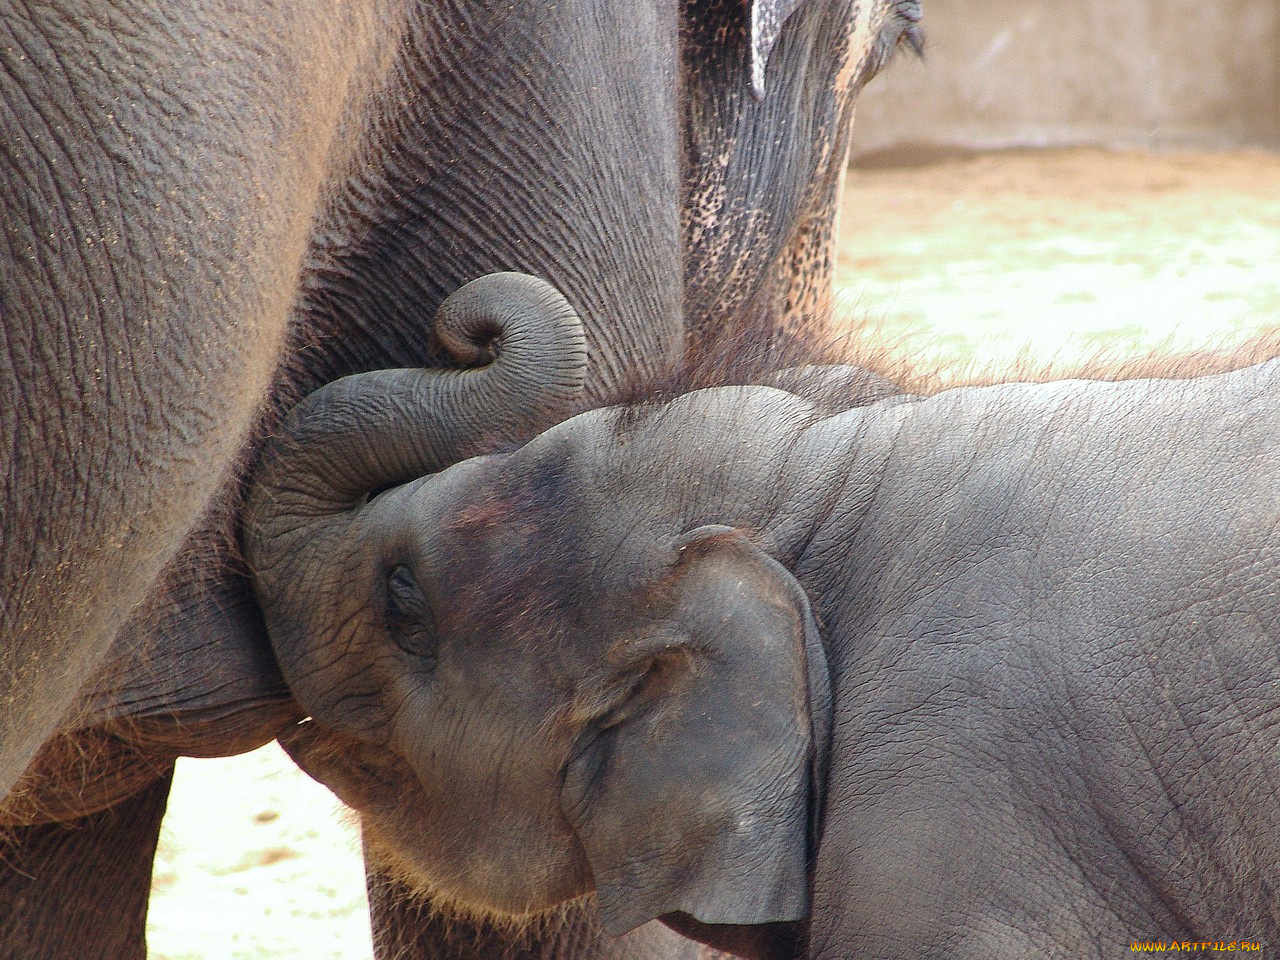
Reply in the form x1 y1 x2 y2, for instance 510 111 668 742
834 147 1280 372
149 748 370 960
147 147 1280 958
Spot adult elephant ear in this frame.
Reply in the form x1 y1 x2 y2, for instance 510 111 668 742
749 0 809 98
562 526 832 936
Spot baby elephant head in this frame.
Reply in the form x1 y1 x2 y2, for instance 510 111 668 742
247 286 831 936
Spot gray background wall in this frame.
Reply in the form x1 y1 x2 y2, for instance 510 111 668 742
849 0 1280 159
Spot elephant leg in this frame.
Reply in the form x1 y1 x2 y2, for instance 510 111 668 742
366 852 708 960
0 770 173 960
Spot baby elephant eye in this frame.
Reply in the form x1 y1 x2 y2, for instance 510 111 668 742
385 565 439 664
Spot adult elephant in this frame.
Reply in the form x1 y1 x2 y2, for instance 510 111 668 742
0 0 921 956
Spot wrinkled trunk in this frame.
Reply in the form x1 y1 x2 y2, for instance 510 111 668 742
246 272 588 712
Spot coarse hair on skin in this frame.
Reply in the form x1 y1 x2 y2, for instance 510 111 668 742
359 814 594 944
284 731 524 934
619 304 900 408
0 721 170 830
614 302 1280 419
932 325 1280 390
601 305 901 438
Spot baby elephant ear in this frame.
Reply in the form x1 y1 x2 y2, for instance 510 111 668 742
563 526 832 936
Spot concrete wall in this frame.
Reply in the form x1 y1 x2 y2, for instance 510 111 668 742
849 0 1280 159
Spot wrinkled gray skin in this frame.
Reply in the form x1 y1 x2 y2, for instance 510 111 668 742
249 355 1279 960
1 0 921 955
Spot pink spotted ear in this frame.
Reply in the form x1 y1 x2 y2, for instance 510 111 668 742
561 526 832 935
749 0 807 98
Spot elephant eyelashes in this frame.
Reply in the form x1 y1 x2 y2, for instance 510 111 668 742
385 565 439 664
888 0 925 58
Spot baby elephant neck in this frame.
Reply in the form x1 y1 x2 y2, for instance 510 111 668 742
599 386 833 559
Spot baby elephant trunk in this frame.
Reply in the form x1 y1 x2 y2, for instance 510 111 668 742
243 271 588 670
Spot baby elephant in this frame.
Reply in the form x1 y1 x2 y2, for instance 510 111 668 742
248 308 1279 959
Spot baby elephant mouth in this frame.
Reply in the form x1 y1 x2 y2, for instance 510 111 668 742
277 720 412 814
278 715 592 923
